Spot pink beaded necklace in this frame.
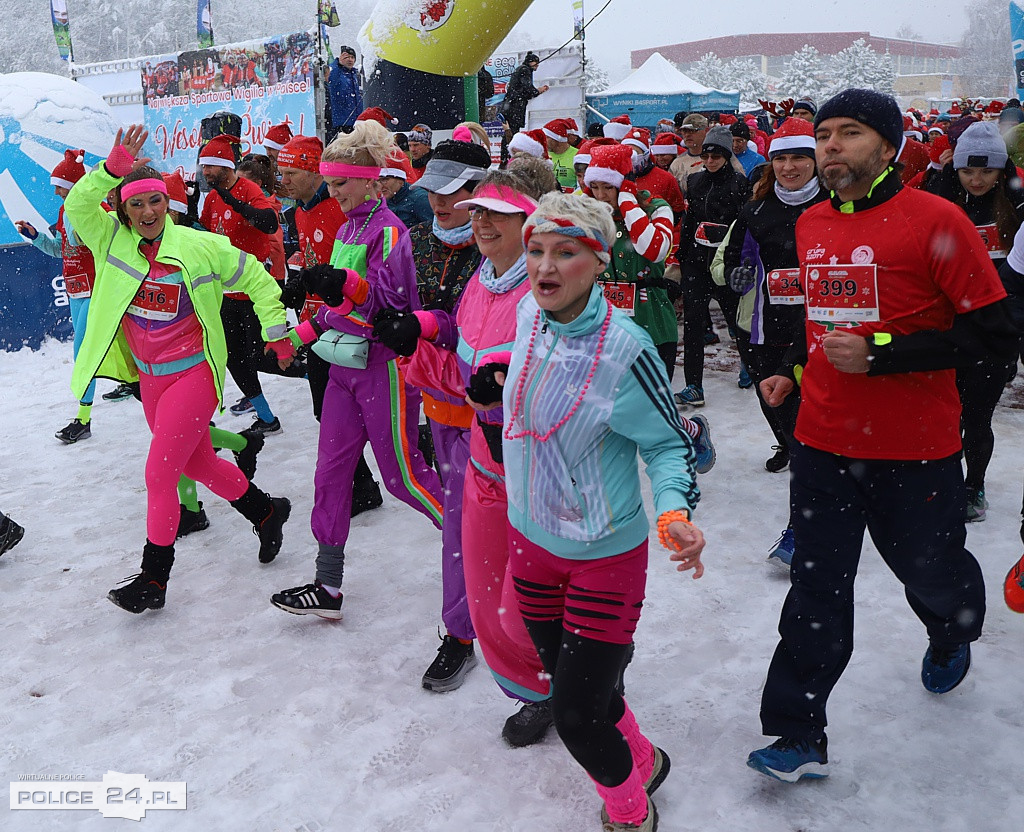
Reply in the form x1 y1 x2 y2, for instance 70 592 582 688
504 301 613 443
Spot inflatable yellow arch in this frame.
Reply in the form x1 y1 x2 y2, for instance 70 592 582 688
360 0 536 127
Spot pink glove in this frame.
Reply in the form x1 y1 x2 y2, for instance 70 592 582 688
106 145 136 178
266 338 296 363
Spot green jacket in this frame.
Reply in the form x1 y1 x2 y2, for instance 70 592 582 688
64 163 287 405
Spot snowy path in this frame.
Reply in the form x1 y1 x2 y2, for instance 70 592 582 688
0 339 1021 831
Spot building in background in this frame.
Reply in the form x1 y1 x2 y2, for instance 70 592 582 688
632 33 964 106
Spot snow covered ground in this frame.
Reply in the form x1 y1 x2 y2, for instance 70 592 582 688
1 338 1022 831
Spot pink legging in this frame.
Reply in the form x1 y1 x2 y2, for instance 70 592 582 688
139 362 248 546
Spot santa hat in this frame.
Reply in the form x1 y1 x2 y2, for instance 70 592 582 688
263 122 293 152
357 106 399 127
927 124 945 135
622 127 651 154
651 133 681 155
51 148 86 189
542 118 570 143
508 129 548 159
949 103 962 115
602 114 632 141
902 115 922 142
277 135 323 173
718 113 738 126
380 146 412 180
928 134 950 168
161 172 190 214
573 137 617 166
583 143 633 189
565 118 582 137
985 100 1005 115
767 117 815 160
655 118 676 134
198 134 239 169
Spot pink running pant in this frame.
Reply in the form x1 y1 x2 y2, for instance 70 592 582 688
461 427 549 702
139 362 248 546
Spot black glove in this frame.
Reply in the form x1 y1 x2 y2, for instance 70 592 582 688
727 262 755 294
372 308 421 356
300 263 348 307
654 276 683 302
280 273 306 312
467 362 509 406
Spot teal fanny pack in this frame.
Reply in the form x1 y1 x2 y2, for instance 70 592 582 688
311 330 369 369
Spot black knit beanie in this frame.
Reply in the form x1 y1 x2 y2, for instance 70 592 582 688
814 88 903 152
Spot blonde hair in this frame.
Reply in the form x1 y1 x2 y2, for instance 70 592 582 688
506 154 560 195
323 119 394 169
456 121 490 147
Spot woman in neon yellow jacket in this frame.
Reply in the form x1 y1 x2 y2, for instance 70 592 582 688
65 125 294 614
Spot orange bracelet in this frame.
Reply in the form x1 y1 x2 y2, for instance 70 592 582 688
657 509 691 551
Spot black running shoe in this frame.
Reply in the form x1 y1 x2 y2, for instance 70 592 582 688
422 634 477 692
247 416 282 436
233 429 265 481
102 383 137 402
229 397 254 416
765 445 790 473
176 502 210 539
0 516 25 556
254 497 290 563
502 699 554 748
351 481 384 518
55 419 91 444
271 581 343 619
108 572 167 613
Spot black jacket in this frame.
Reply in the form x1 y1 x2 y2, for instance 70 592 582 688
678 165 751 272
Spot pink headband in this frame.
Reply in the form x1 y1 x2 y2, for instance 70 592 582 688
453 183 538 215
319 161 382 179
120 178 168 200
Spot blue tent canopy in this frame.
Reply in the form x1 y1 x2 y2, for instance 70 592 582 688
586 52 739 129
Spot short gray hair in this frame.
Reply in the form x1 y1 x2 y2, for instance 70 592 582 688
522 192 615 264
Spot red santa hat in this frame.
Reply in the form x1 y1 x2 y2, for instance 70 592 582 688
276 135 323 173
622 127 651 154
949 103 962 115
161 172 190 214
198 134 239 169
651 133 681 156
718 113 738 126
357 106 399 127
985 100 1005 115
902 115 923 141
583 143 634 189
263 122 293 152
655 118 676 134
380 146 412 180
927 124 945 135
928 134 950 167
508 129 548 159
564 117 582 137
767 117 815 160
573 137 617 166
51 148 85 189
602 114 632 141
542 118 570 143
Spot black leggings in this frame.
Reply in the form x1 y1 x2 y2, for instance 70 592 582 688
221 297 266 400
656 341 677 383
735 333 799 450
957 361 1012 491
522 618 633 786
681 267 737 388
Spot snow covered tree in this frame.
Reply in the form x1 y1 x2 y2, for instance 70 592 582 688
778 45 830 103
721 58 767 104
827 39 896 97
959 0 1013 97
583 56 610 95
687 53 728 90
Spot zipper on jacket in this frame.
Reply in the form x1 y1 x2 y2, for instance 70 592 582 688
163 253 223 404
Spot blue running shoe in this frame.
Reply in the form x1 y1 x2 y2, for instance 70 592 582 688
229 397 255 417
674 384 705 408
767 528 795 567
747 736 829 782
690 415 716 474
738 366 753 389
921 643 971 693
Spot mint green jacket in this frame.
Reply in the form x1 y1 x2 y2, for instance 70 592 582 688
64 163 287 404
